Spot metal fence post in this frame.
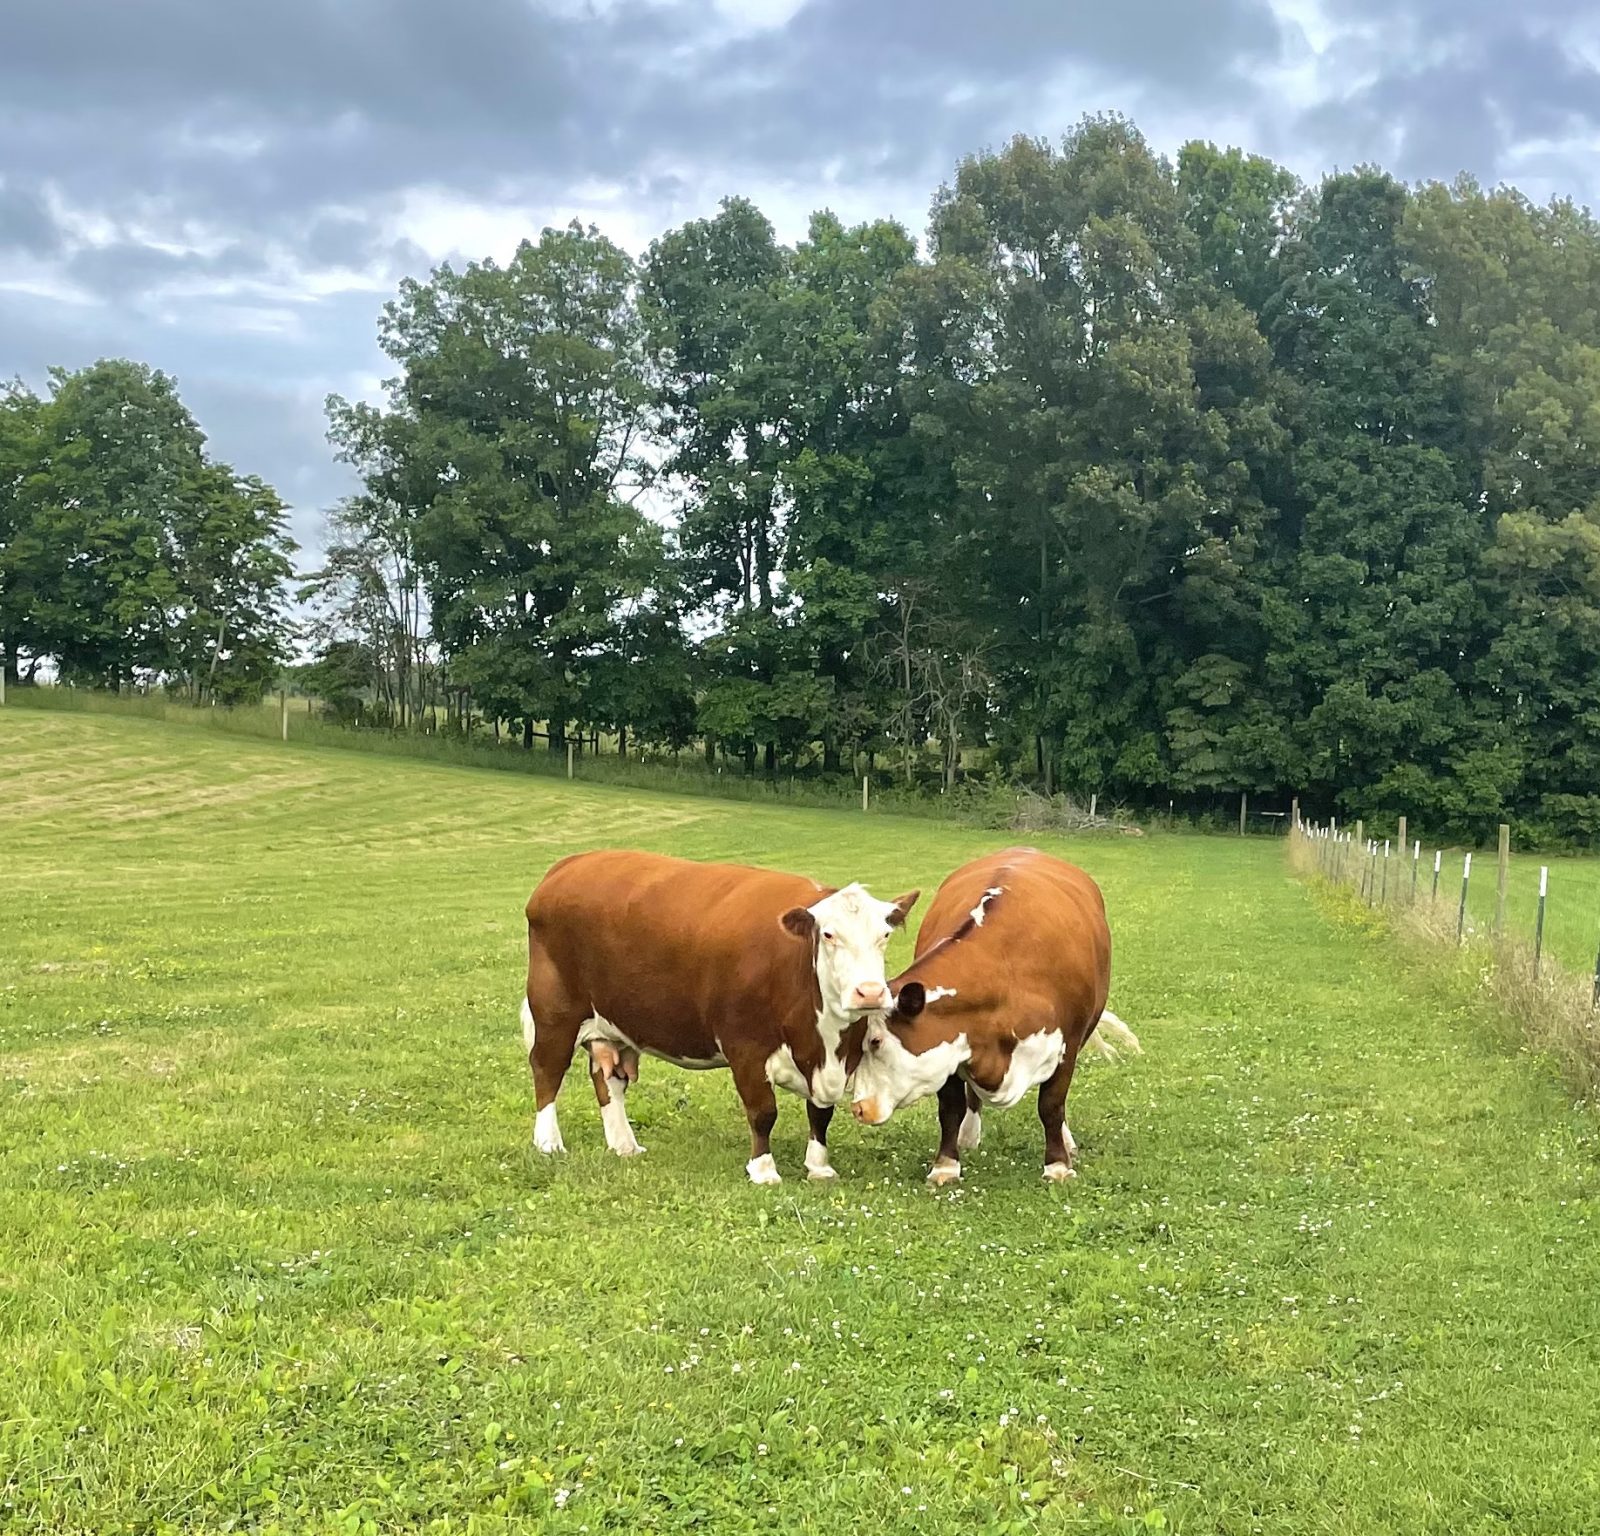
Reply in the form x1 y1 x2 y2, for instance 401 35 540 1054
1457 852 1472 944
1535 866 1548 978
1432 849 1442 903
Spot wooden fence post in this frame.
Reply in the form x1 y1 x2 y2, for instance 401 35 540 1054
862 776 869 812
1495 824 1511 938
567 741 574 780
280 689 288 742
1291 795 1300 831
1397 815 1407 861
1239 791 1248 835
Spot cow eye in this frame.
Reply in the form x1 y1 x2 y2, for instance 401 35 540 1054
821 928 836 942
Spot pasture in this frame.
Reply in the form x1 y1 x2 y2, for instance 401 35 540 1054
3 709 1600 1535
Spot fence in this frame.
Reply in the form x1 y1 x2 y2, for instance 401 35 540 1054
1290 812 1600 1098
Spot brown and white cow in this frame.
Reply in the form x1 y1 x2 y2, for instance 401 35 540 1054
522 849 918 1184
847 847 1135 1184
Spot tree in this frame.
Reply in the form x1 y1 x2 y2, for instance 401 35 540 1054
0 380 45 683
644 198 805 773
331 223 670 750
909 119 1285 796
0 361 294 693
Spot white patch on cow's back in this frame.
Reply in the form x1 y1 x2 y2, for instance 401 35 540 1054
746 1153 781 1185
957 1108 983 1149
968 886 1003 927
534 1103 565 1155
521 996 537 1054
804 1139 837 1179
974 1028 1065 1110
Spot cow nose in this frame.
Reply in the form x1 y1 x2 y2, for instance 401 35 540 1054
853 980 887 1008
851 1100 871 1122
852 1098 887 1125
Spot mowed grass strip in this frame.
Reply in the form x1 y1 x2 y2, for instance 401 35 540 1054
3 710 1599 1535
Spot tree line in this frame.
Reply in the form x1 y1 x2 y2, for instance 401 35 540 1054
6 115 1600 840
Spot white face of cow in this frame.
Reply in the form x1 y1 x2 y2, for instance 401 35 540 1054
781 884 919 1021
850 983 970 1124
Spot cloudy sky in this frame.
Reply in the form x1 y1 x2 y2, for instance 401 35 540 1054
5 0 1599 563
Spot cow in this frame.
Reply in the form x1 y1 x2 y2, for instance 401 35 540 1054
846 847 1135 1184
522 849 919 1185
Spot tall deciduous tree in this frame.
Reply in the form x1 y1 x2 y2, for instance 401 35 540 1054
0 361 293 694
331 223 671 749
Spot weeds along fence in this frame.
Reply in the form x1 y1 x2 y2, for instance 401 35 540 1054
1291 814 1600 1101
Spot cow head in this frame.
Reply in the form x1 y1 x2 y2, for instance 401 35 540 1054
780 884 919 1020
849 980 970 1124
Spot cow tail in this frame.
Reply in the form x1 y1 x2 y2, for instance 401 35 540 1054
1086 1009 1143 1064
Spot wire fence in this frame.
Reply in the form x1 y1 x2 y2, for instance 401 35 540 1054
1291 813 1600 1099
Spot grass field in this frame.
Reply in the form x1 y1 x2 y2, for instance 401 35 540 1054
4 708 1600 1534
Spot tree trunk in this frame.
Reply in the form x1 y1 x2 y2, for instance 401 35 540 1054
618 724 627 760
523 717 534 750
704 736 715 767
764 741 776 777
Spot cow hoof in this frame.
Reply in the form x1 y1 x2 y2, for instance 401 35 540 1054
613 1141 646 1158
533 1106 565 1156
1042 1161 1076 1183
746 1154 782 1186
957 1110 983 1151
804 1140 837 1180
927 1158 962 1186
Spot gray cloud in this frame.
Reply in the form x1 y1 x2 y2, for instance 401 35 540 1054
1284 0 1600 190
4 0 1600 573
0 178 62 257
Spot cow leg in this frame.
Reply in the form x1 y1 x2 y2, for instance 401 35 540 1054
588 1042 645 1158
928 1074 968 1185
729 1052 782 1185
1038 1053 1080 1182
804 1101 838 1180
522 994 578 1155
957 1080 984 1151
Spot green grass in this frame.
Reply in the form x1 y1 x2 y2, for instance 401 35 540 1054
4 710 1600 1535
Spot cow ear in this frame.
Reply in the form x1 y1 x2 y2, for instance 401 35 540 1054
780 907 816 940
887 890 920 928
894 981 927 1018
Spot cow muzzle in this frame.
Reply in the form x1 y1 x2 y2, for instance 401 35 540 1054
851 1097 892 1126
849 980 889 1011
